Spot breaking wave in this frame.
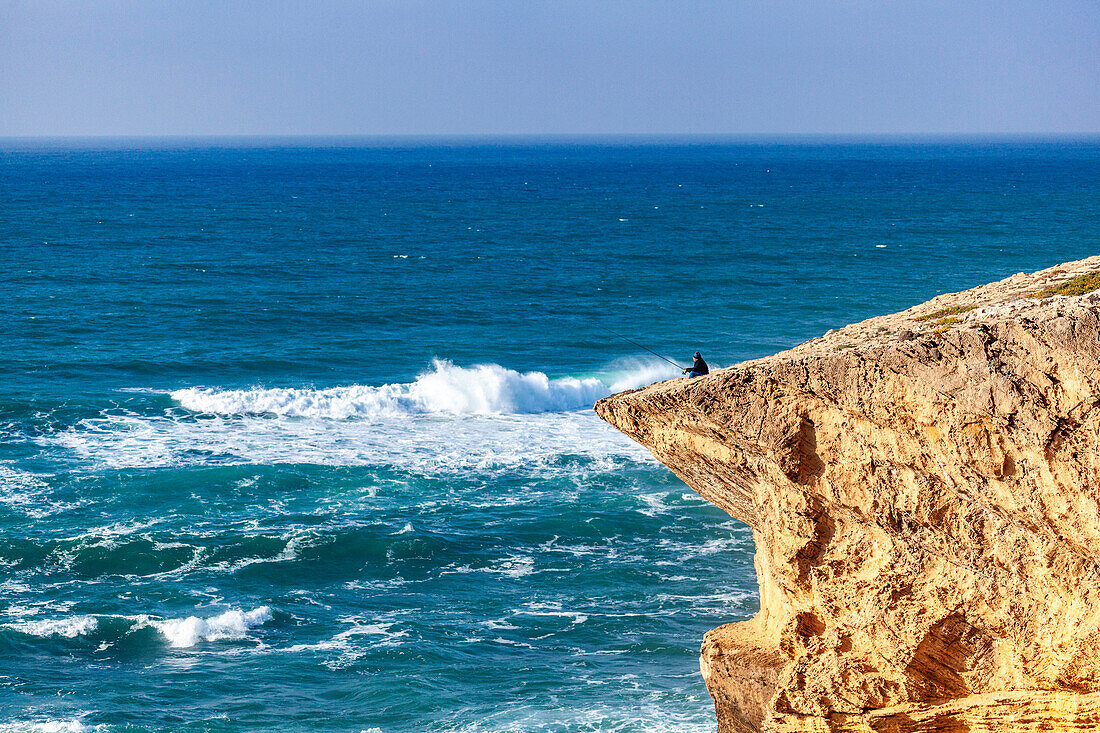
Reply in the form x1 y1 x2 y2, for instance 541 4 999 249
39 359 677 472
6 615 99 639
3 606 272 649
149 606 272 648
170 359 675 419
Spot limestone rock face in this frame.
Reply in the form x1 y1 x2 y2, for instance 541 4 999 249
595 257 1100 732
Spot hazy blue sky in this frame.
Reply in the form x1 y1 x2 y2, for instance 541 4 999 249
1 0 1097 136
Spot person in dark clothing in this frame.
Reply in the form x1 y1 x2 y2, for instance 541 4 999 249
682 352 708 378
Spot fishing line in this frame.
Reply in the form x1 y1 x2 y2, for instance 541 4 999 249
596 326 683 369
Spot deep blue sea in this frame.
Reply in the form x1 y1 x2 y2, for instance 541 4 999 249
1 138 1098 733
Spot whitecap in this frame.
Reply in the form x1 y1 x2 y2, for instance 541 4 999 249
169 359 630 418
40 359 676 474
145 606 272 648
6 615 98 638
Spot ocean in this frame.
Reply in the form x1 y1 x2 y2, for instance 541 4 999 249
1 137 1098 733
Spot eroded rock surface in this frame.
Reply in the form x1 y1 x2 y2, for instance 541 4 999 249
595 257 1100 732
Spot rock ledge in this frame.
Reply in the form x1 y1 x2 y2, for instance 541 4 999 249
596 256 1100 732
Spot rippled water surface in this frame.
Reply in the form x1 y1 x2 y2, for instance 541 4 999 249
1 138 1098 732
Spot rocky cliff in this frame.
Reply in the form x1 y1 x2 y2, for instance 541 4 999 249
595 257 1100 732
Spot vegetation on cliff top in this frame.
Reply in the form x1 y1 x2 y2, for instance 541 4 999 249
1034 271 1100 299
914 304 976 322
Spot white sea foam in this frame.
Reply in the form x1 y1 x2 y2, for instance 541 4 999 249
146 606 272 648
6 615 98 638
447 702 715 733
282 617 409 669
330 620 408 647
519 601 588 626
63 519 162 542
656 535 749 559
445 555 538 579
42 360 675 473
0 464 79 518
495 555 535 578
0 722 103 733
170 359 657 418
0 465 48 495
4 607 273 649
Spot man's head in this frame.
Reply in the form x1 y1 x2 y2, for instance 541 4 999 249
694 352 702 359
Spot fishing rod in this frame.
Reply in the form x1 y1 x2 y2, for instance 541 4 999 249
596 326 684 369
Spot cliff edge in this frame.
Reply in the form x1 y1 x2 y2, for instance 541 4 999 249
595 256 1100 732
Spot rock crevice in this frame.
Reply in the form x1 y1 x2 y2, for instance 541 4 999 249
595 257 1100 732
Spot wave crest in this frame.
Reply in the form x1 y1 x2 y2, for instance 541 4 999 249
171 359 674 419
4 606 273 649
149 606 272 648
41 360 677 471
7 615 98 639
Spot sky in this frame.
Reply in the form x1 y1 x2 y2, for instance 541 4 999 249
0 0 1097 137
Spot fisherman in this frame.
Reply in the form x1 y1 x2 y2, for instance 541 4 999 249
682 351 708 378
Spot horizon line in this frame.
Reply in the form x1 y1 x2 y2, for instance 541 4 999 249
2 132 1099 146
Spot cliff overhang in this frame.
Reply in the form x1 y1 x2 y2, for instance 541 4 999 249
596 257 1100 732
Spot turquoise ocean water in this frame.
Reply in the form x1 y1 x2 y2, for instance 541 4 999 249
1 138 1098 732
